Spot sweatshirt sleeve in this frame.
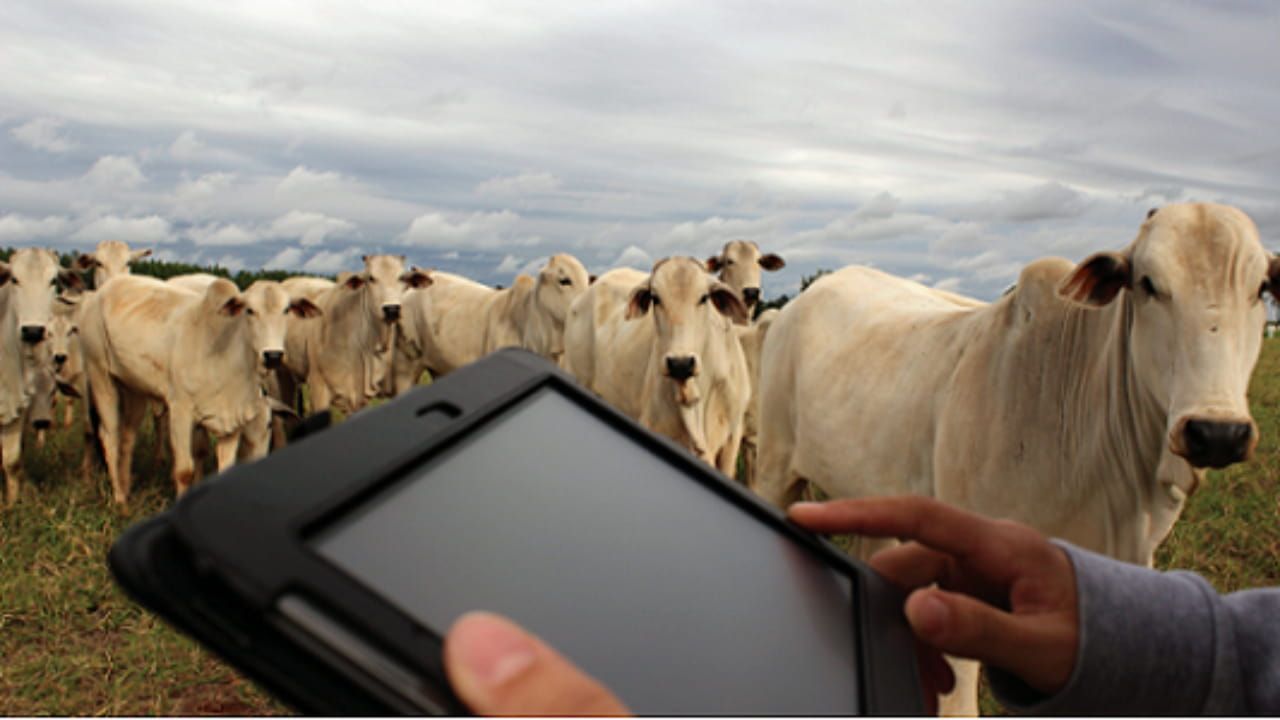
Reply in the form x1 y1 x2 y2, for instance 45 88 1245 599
988 542 1280 715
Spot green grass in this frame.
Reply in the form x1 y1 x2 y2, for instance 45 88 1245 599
2 348 1278 715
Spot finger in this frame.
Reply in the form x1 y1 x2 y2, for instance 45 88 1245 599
915 640 954 715
444 612 630 716
868 541 953 591
904 588 1077 695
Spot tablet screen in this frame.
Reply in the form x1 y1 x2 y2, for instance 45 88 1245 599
313 386 860 715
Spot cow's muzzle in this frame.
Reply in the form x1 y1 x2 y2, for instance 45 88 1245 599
20 325 45 344
1177 418 1255 469
262 350 284 369
665 355 697 381
382 304 401 322
33 419 51 431
53 353 68 368
742 287 761 307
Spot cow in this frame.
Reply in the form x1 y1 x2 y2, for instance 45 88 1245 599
734 307 778 485
75 239 151 288
293 255 431 414
166 273 222 293
78 276 319 505
753 202 1276 714
0 248 84 505
564 257 751 474
390 254 590 394
705 240 785 311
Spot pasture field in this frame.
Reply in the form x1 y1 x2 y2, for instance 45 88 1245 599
3 342 1280 715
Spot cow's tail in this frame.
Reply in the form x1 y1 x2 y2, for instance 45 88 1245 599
84 377 106 471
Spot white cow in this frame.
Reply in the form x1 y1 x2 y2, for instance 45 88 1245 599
735 307 778 484
79 276 319 505
754 202 1274 714
0 249 84 505
294 255 431 414
705 240 785 310
75 239 151 288
390 254 590 393
564 257 751 474
166 273 223 294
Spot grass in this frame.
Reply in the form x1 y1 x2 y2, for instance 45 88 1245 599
1 347 1278 715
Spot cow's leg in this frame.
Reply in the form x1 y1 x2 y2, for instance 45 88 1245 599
239 409 272 462
62 396 75 428
715 428 744 479
2 420 24 507
117 392 149 496
939 659 980 717
90 378 129 506
213 432 240 473
309 377 333 414
167 405 198 497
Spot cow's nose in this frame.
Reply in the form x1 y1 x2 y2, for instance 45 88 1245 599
742 287 761 306
665 356 697 381
262 350 284 369
20 325 45 344
1182 419 1253 469
33 419 51 431
382 304 401 322
53 353 68 367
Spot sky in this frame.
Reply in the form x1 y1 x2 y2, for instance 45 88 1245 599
2 0 1278 301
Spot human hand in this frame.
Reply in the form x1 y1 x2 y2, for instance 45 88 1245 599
789 496 1079 702
444 611 630 716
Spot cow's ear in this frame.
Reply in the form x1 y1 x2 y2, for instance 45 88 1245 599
74 253 100 270
1059 252 1131 307
1267 257 1280 303
0 262 10 286
130 248 152 263
288 298 322 318
705 255 723 273
343 273 366 290
57 269 85 292
758 253 786 271
220 296 247 316
626 283 654 320
401 269 432 289
709 283 750 325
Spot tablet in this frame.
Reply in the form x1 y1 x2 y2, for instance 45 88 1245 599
110 348 923 715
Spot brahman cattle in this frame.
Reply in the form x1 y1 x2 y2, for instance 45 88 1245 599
705 240 784 311
79 276 319 505
75 239 151 289
754 202 1275 714
390 253 590 392
0 249 84 505
564 257 751 474
735 307 778 485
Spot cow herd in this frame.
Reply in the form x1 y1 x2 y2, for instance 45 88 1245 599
0 202 1273 713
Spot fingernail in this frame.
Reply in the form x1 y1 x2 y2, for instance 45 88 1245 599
452 613 537 687
788 501 822 514
910 593 950 638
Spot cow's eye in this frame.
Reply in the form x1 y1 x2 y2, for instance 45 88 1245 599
725 259 735 266
558 277 572 286
650 294 661 306
246 308 256 316
699 293 710 305
1140 276 1158 296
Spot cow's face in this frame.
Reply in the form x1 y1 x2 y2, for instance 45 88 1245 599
47 303 81 385
626 257 750 386
344 255 431 325
76 240 150 288
216 280 320 372
1060 203 1272 469
534 253 591 325
705 240 784 310
0 248 83 347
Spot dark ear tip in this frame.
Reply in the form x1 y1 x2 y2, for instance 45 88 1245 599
1147 207 1158 219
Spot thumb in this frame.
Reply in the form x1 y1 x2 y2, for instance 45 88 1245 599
444 612 630 716
904 588 1076 695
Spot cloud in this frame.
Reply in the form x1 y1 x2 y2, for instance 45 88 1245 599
613 244 653 269
84 155 146 189
475 172 561 196
653 216 780 257
400 210 522 248
494 254 522 274
10 117 75 153
277 165 347 195
0 213 71 243
851 191 900 221
71 215 173 245
266 246 305 269
302 247 363 274
213 254 246 272
188 223 260 246
269 210 357 246
971 182 1091 223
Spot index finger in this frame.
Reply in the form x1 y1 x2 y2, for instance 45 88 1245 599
788 496 995 562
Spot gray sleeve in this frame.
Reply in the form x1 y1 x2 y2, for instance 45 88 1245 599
988 542 1280 715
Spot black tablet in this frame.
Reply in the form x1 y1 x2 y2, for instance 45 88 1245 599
109 348 923 715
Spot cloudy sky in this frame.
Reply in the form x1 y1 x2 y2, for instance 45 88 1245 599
3 1 1278 300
